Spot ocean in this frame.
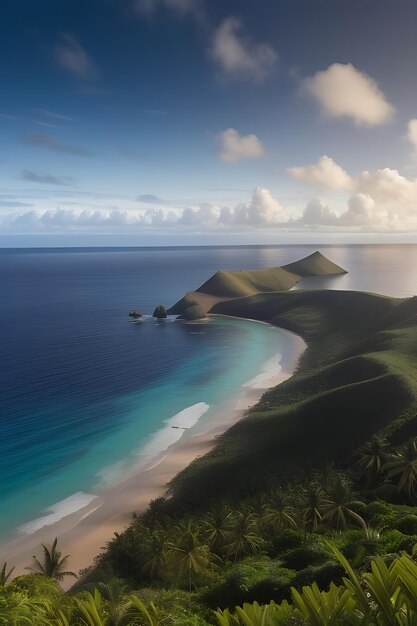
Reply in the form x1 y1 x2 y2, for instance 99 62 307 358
0 244 416 544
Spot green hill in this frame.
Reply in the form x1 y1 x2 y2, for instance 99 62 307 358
282 250 347 277
168 290 417 505
196 266 300 298
168 251 347 318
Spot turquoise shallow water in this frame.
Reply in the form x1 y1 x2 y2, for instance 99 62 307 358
0 310 293 543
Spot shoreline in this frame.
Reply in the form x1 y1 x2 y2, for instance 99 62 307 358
1 321 306 588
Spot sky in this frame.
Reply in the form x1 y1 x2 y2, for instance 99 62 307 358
2 0 417 245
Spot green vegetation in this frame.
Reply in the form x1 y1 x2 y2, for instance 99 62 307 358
168 251 347 318
195 267 299 298
169 290 417 504
5 449 417 624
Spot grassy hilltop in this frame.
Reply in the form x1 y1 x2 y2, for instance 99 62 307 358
168 251 346 320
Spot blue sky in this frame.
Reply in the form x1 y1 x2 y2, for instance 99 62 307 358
2 0 417 244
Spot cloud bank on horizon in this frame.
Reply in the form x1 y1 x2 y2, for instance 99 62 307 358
2 0 417 239
6 164 417 233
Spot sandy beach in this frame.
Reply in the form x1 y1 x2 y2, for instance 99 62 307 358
2 323 305 589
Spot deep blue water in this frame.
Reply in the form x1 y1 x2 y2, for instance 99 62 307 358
0 244 416 542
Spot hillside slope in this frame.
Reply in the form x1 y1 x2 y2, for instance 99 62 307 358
196 266 299 298
168 291 417 505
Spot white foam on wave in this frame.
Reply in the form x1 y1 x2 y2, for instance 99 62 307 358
18 492 98 535
242 353 283 390
94 403 210 486
139 402 210 466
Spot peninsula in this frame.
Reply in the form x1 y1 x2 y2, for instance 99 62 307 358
168 250 346 320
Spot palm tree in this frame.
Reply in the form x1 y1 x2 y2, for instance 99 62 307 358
224 511 264 563
26 537 77 581
301 483 325 533
202 506 232 555
0 561 14 586
260 489 296 532
354 435 391 485
322 476 367 531
140 530 168 579
168 524 211 594
385 438 417 501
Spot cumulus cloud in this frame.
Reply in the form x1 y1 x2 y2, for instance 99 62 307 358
23 133 90 156
211 17 277 81
5 169 417 233
218 128 265 162
303 63 394 126
357 167 417 209
20 170 75 186
5 187 289 232
299 198 338 226
288 155 354 190
54 34 98 80
297 190 417 231
232 187 288 224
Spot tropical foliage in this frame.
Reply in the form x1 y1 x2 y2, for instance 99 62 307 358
3 434 417 624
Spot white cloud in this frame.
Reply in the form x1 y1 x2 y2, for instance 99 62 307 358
232 187 288 225
288 155 354 190
357 167 417 209
54 34 98 80
5 168 417 233
4 188 288 232
297 191 417 231
303 63 394 126
218 128 265 162
300 198 338 226
211 17 277 81
408 119 417 152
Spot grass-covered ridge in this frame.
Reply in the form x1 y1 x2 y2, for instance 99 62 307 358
168 251 346 320
169 289 417 505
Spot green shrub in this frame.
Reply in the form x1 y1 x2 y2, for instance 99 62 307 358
365 501 396 526
381 529 417 554
249 572 294 604
291 560 344 589
201 557 294 610
395 514 417 535
282 544 330 570
269 530 305 557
